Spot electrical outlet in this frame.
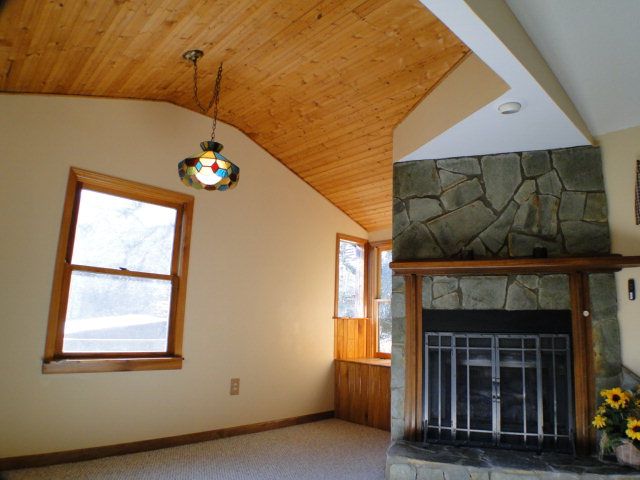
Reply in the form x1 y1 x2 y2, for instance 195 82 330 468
230 378 240 395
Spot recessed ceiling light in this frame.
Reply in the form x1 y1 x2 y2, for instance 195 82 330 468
498 101 522 115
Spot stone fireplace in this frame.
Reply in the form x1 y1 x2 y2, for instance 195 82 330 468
388 147 640 479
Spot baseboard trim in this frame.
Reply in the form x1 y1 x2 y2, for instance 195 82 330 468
0 410 335 471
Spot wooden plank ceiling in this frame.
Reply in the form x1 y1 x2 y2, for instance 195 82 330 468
0 0 468 231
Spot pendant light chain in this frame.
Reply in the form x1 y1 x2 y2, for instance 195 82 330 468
191 58 223 141
210 63 223 141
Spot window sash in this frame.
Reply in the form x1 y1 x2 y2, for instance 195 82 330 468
56 263 178 357
70 188 179 275
68 263 174 281
334 233 368 319
372 243 392 358
374 298 392 356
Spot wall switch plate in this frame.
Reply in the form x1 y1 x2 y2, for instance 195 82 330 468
230 378 240 395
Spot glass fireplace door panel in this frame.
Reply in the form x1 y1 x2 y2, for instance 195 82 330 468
541 336 574 451
425 334 494 444
498 337 542 449
424 332 573 453
425 334 453 440
466 337 494 444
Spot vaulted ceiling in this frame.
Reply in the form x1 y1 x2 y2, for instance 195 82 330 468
0 0 468 231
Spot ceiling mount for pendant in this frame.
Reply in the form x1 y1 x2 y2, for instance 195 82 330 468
177 49 240 192
182 49 204 63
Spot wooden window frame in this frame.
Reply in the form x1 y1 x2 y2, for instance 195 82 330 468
43 167 194 374
333 233 369 320
370 240 392 359
333 234 393 360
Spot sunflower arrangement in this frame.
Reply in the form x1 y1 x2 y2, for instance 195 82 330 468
592 386 640 455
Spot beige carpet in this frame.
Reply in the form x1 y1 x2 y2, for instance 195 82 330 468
2 419 390 480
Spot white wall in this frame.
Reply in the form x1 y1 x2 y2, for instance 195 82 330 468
368 228 392 244
599 125 640 375
0 94 366 457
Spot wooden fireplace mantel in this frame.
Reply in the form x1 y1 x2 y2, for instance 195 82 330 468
390 255 640 275
392 255 640 456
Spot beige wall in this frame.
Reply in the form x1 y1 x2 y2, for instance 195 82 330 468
393 53 508 162
368 228 392 244
599 125 640 375
598 126 640 373
0 94 366 457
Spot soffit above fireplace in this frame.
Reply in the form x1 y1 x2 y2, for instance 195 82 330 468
396 0 595 163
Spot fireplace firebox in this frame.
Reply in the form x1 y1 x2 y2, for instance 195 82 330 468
423 310 574 453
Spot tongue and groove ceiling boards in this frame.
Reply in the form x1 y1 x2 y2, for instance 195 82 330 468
0 0 469 231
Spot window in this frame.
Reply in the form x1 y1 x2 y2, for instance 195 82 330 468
371 241 392 356
334 234 393 358
334 234 367 318
43 168 193 373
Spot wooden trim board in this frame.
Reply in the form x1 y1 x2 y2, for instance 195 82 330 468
390 256 640 275
569 272 596 455
403 274 422 441
337 358 390 368
0 411 335 471
42 356 183 374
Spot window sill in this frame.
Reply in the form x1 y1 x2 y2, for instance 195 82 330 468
335 357 390 368
42 356 183 374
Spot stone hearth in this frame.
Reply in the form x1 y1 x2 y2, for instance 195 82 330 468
387 441 640 479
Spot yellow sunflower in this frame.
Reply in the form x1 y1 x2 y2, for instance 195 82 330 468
603 387 631 410
592 415 607 429
626 418 640 441
597 404 607 414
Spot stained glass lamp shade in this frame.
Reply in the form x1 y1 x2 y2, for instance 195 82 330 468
178 141 240 191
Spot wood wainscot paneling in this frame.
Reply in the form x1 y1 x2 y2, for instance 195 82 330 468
334 317 374 359
335 358 390 431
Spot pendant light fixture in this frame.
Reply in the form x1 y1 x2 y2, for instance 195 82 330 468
178 50 240 191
